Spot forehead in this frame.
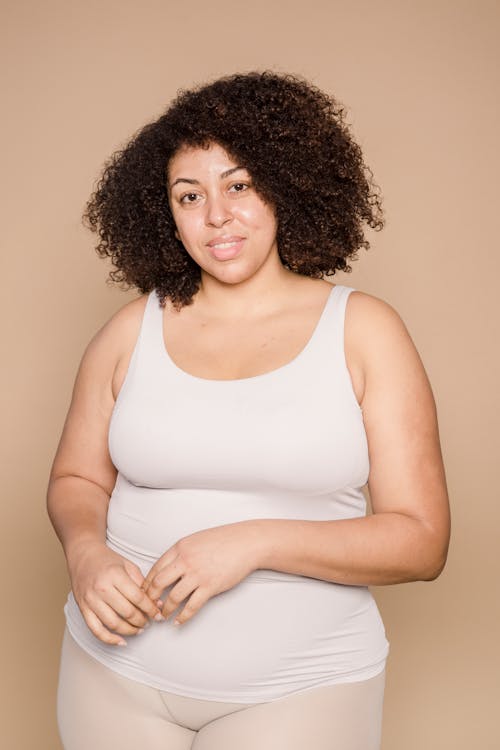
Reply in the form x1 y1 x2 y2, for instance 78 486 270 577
168 142 241 178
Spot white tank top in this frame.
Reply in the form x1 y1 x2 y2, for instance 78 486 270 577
64 283 389 703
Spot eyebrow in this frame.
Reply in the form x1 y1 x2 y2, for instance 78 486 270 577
169 166 246 189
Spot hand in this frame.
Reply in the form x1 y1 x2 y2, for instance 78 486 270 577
142 521 262 626
67 540 162 646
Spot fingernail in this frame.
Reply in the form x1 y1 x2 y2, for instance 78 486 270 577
174 619 181 626
117 639 127 646
137 628 144 635
154 613 165 622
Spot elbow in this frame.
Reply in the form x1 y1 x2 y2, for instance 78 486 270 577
421 554 447 581
406 517 450 582
419 534 450 582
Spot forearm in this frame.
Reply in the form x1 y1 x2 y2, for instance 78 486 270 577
251 513 448 586
46 475 110 566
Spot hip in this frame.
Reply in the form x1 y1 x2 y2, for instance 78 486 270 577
64 557 389 702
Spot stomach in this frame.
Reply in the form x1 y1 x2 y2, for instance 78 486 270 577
64 475 389 702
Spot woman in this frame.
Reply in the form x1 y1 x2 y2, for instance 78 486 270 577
47 71 450 750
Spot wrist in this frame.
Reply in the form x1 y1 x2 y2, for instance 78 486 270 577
242 519 274 570
65 535 106 572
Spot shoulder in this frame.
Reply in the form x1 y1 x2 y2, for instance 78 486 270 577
77 294 150 397
343 289 425 406
84 294 149 358
344 289 414 354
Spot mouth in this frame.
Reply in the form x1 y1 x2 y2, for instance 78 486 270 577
207 236 245 260
207 235 244 248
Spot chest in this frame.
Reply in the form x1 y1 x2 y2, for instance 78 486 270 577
162 309 325 381
110 365 369 493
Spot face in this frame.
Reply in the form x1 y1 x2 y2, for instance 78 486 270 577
167 142 279 284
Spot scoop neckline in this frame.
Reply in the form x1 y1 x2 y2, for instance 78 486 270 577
156 284 339 385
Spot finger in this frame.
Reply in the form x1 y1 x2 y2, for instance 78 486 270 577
145 561 185 602
85 572 152 626
86 596 146 636
160 577 197 620
105 564 161 618
115 573 163 620
143 550 178 591
108 587 152 628
81 606 128 646
123 560 147 589
174 587 210 626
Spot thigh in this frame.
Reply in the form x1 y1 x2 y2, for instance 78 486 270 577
57 628 195 750
192 672 386 750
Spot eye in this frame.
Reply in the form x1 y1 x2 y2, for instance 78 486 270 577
228 182 250 194
179 192 202 205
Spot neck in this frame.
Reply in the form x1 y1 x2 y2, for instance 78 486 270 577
195 266 301 320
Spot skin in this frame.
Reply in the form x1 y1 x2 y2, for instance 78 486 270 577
47 142 450 642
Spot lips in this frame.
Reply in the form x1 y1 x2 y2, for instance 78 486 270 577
206 236 245 248
206 236 245 260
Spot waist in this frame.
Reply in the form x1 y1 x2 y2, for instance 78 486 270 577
65 570 388 701
107 473 367 571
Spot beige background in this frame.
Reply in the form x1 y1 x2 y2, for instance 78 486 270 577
1 0 499 747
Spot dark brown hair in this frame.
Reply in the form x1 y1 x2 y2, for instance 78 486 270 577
84 71 384 308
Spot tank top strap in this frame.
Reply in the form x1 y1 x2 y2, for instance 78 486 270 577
139 289 166 364
299 284 360 411
326 284 356 353
113 291 165 410
305 284 355 364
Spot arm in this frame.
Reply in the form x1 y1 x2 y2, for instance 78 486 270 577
144 292 450 627
47 298 161 644
252 291 451 585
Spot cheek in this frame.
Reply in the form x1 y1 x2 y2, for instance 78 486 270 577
237 203 277 233
173 214 201 244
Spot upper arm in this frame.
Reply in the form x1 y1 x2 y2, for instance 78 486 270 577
345 292 450 552
49 296 147 496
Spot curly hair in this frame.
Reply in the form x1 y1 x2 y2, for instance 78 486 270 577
84 71 384 309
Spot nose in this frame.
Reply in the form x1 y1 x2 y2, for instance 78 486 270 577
205 193 232 228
